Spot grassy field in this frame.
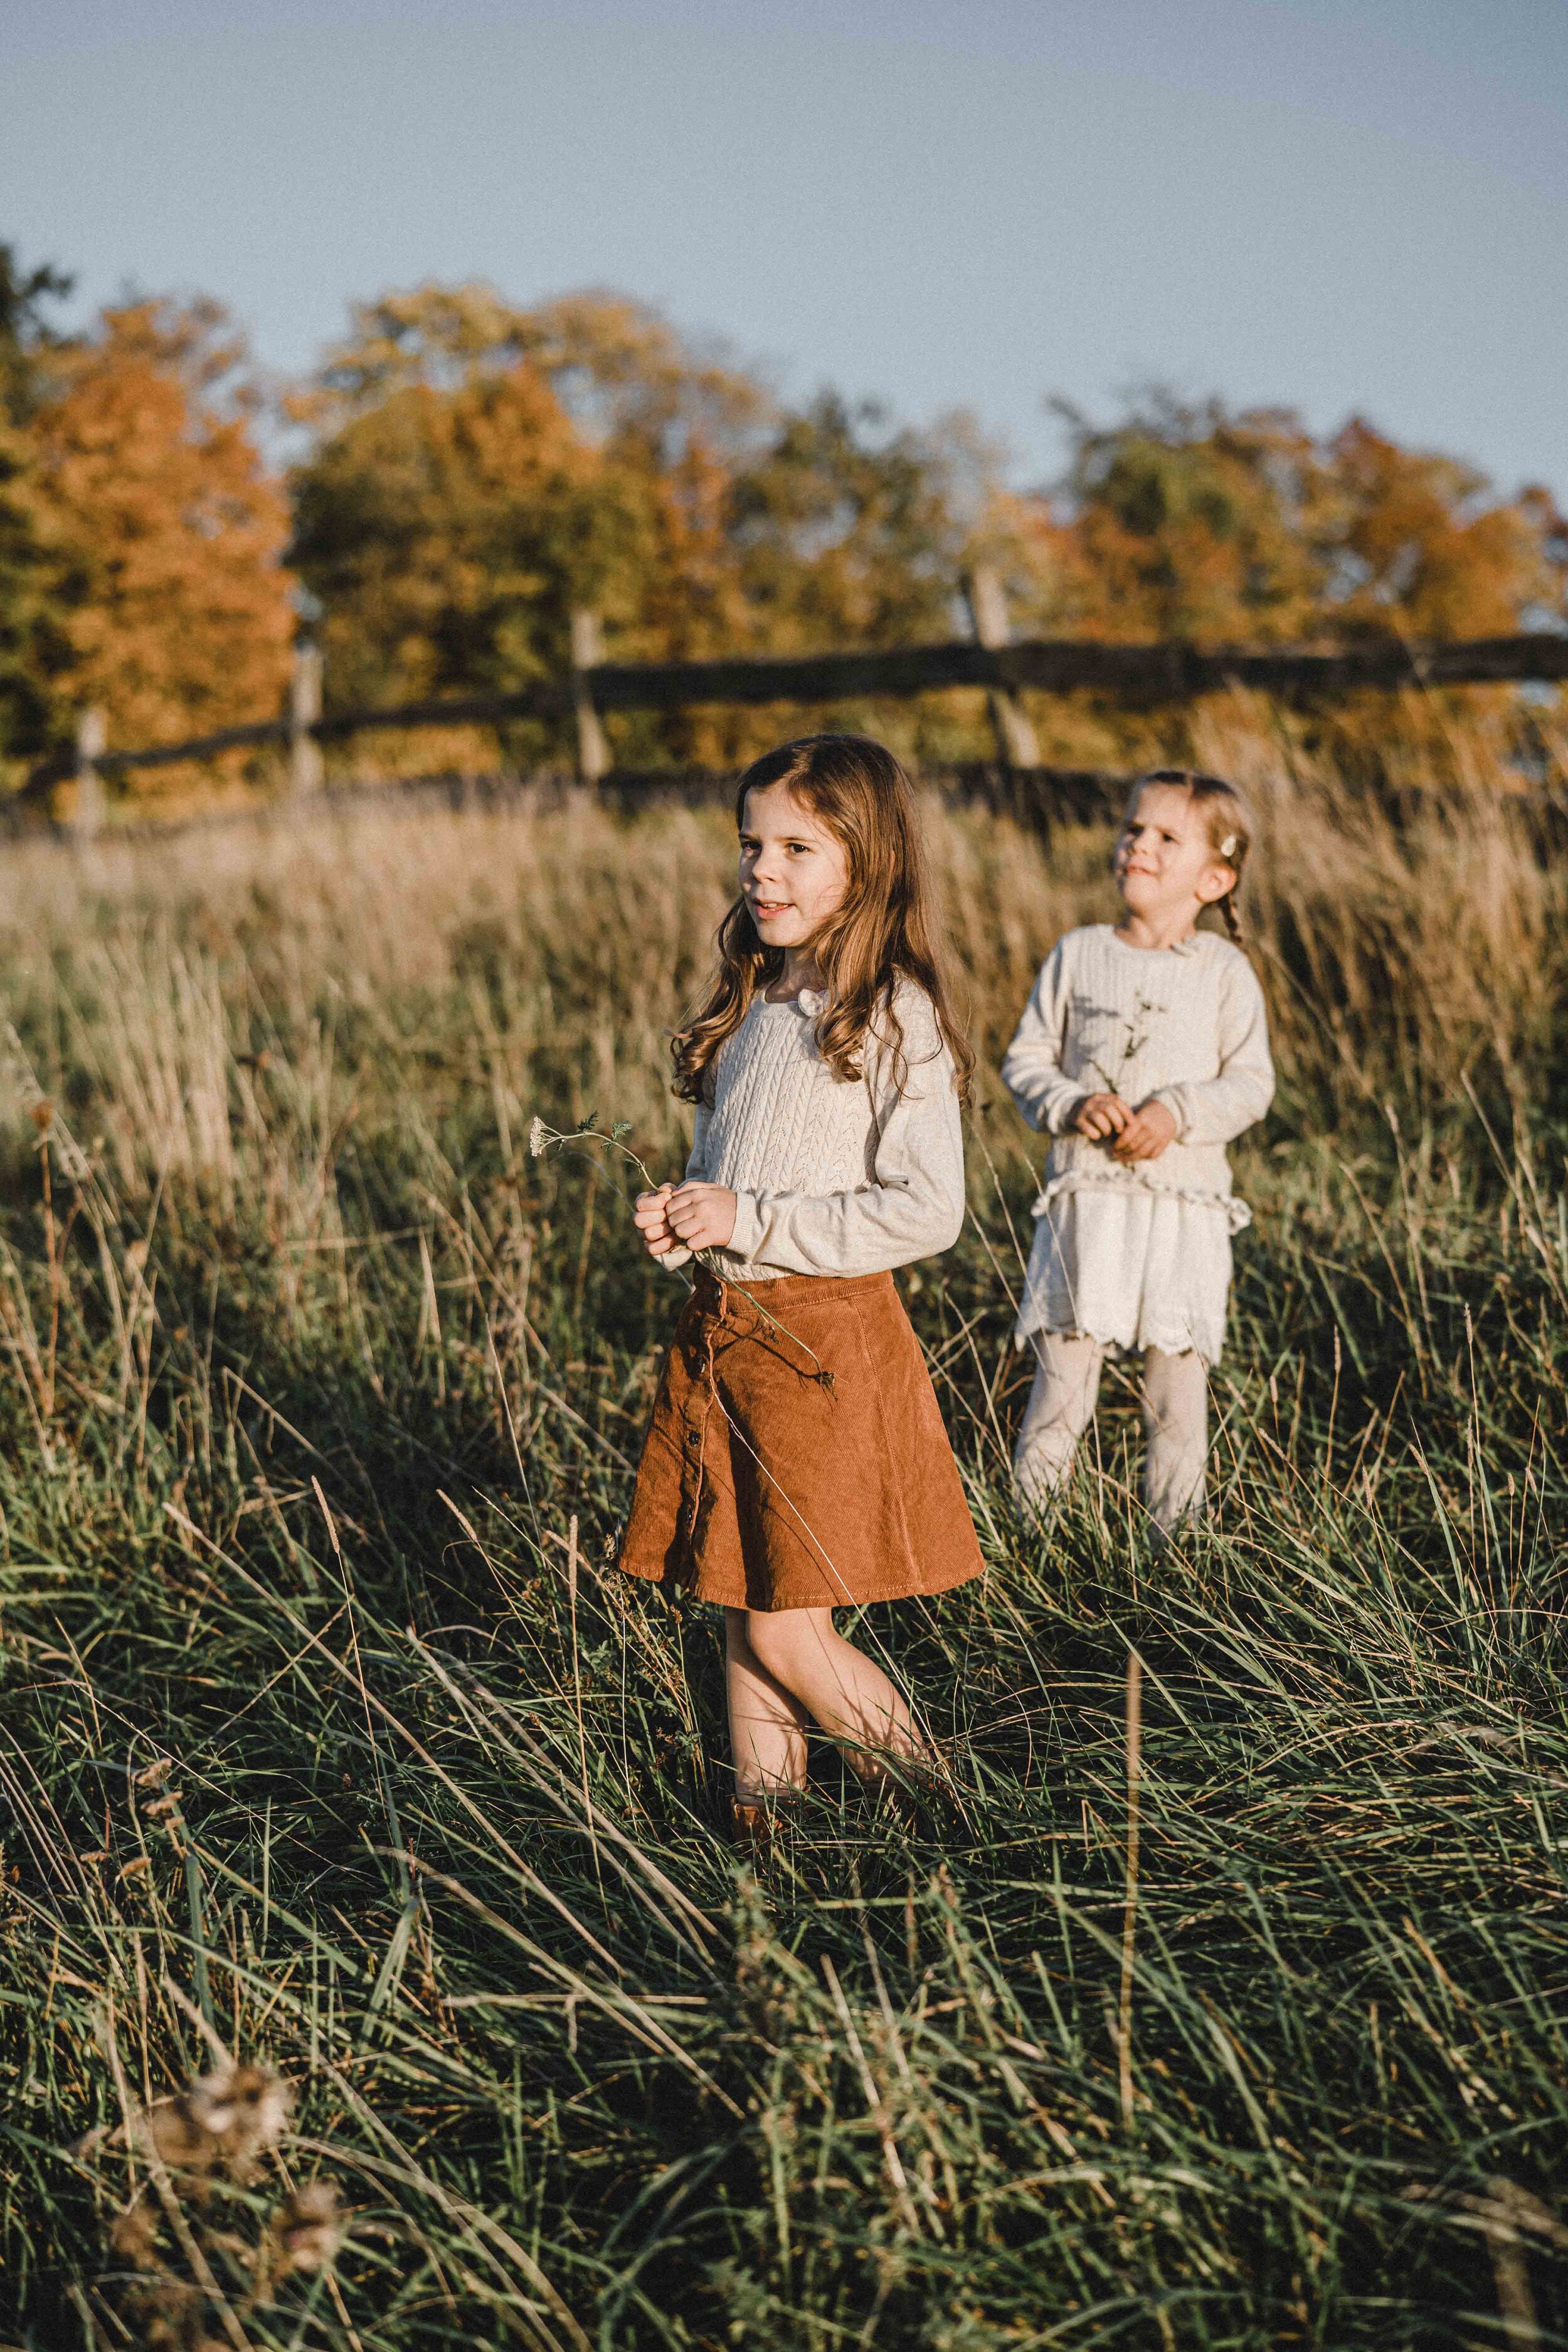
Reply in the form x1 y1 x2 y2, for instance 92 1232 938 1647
1 719 1566 2348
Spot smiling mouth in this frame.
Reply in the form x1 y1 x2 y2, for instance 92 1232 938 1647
751 898 793 918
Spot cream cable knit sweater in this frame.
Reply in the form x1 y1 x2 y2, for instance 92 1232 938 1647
1002 926 1274 1232
660 978 965 1281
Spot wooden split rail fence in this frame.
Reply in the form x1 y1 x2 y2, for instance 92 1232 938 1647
29 564 1568 836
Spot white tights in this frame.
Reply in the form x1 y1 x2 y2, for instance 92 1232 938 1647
1014 1332 1209 1532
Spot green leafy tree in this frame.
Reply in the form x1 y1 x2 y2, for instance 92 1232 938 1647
724 391 967 652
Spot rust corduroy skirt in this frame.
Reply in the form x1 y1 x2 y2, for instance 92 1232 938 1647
619 1266 984 1612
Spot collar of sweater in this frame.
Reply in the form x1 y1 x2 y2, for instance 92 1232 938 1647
1105 926 1205 960
760 986 827 1015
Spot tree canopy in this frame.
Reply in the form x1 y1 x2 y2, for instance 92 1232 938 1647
0 248 75 766
1 253 1563 793
0 252 294 786
1013 392 1565 650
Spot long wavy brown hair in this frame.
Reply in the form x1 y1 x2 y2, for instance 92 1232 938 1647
672 735 974 1106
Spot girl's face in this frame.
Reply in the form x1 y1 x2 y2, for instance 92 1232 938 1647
739 780 850 950
1113 785 1234 922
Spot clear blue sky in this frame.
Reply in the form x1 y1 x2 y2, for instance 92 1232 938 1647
3 0 1564 497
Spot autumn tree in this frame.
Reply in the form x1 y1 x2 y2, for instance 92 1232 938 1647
724 392 969 652
24 298 294 766
1031 394 1332 645
289 285 775 760
289 283 1005 761
228 278 1568 779
0 247 74 768
289 358 607 716
1030 391 1565 650
1324 418 1562 641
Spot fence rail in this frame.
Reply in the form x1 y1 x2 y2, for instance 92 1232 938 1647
26 610 1568 823
585 628 1568 711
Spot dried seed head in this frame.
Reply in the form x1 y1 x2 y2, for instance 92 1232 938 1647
121 2272 209 2349
29 1099 53 1134
133 2063 292 2185
136 2091 223 2179
187 2063 292 2174
527 1115 548 1158
267 2180 342 2277
108 2192 161 2269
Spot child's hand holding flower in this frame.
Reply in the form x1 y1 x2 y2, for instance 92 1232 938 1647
663 1181 738 1253
1071 1092 1133 1142
633 1185 679 1258
1112 1099 1179 1162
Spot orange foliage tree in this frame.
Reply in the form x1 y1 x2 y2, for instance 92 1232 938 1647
28 299 295 763
0 247 75 771
9 255 1562 788
289 283 1003 764
1324 418 1561 642
973 392 1568 764
288 286 771 762
1012 393 1565 652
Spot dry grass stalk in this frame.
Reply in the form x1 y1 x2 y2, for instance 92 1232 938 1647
1118 1648 1143 2129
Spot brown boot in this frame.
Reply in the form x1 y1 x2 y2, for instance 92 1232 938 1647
732 1798 771 1849
731 1791 805 1848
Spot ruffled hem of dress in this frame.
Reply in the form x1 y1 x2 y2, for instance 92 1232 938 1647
1012 1308 1221 1367
1029 1168 1253 1235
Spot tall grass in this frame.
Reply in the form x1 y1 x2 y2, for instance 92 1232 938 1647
0 722 1565 2348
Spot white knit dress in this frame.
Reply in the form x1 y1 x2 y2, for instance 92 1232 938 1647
1002 927 1274 1365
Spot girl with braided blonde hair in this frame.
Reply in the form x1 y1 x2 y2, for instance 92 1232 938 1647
1002 769 1273 1533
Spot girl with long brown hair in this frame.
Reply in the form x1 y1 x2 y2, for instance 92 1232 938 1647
618 734 983 1834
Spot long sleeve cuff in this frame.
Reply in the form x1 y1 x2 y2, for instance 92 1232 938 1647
726 1191 763 1261
1149 1085 1190 1141
1045 1086 1092 1136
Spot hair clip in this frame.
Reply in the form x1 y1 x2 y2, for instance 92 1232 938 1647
1219 833 1239 857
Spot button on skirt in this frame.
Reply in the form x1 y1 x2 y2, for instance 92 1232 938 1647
618 1266 984 1613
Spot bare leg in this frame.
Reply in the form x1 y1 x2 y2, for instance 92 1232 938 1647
743 1606 925 1784
1141 1347 1209 1531
1014 1331 1104 1510
724 1608 810 1801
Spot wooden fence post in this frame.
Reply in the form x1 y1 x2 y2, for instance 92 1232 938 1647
961 566 1041 770
74 706 107 840
289 642 325 797
569 609 612 785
